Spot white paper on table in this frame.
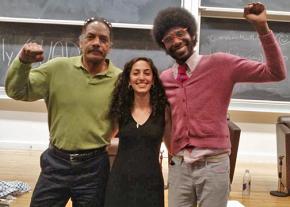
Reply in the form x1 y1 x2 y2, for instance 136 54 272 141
227 200 245 207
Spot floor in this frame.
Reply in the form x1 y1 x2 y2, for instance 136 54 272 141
1 149 290 207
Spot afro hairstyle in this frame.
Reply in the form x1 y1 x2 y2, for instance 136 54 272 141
152 7 197 49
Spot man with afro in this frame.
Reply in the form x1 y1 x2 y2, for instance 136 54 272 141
152 2 286 207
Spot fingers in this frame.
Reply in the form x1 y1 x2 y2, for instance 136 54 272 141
243 2 269 35
244 2 265 16
19 42 44 64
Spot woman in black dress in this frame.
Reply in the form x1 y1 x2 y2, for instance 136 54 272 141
105 57 171 207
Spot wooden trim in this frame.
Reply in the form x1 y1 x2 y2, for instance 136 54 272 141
0 16 152 29
199 6 290 22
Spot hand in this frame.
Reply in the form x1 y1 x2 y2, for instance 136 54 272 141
243 2 270 35
19 42 44 64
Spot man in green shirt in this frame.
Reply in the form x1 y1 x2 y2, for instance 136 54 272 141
5 17 121 207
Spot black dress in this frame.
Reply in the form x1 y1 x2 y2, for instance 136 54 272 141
104 113 165 207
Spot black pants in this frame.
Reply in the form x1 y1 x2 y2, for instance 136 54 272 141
30 148 110 207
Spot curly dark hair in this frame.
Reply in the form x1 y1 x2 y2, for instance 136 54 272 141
152 7 197 49
109 57 168 125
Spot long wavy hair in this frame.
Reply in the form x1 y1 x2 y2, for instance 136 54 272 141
109 57 168 125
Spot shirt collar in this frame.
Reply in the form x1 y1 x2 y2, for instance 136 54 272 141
74 56 116 78
172 52 202 79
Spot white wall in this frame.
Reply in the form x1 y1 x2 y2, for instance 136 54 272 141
0 103 279 163
0 110 49 149
237 122 277 163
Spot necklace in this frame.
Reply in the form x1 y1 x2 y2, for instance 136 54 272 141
132 107 151 129
134 112 150 128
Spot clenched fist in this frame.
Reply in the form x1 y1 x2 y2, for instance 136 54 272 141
243 2 269 35
19 42 44 64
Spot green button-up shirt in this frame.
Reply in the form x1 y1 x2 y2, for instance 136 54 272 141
5 56 122 150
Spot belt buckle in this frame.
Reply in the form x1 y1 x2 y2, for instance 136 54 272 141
171 156 183 165
70 153 80 161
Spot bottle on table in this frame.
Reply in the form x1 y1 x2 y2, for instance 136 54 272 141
242 169 251 197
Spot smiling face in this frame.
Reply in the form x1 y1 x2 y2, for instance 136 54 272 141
129 60 154 96
162 27 195 64
79 21 111 65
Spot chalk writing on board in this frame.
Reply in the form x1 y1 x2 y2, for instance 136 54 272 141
200 17 290 101
276 33 290 46
205 33 289 63
208 33 259 42
0 38 80 67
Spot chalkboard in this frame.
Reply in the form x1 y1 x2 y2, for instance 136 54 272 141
200 17 290 102
0 0 180 24
0 22 174 86
201 0 290 12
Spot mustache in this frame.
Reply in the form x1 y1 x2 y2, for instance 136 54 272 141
169 39 192 53
88 46 103 54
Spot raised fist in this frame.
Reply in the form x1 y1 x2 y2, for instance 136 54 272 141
19 42 44 64
247 2 265 15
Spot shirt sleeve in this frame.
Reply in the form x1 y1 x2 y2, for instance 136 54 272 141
5 57 49 101
229 30 286 83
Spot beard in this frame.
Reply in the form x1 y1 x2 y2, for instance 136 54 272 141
168 39 195 63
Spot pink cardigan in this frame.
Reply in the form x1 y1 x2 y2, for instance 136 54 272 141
160 31 286 155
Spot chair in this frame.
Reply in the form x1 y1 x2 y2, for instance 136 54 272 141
228 119 241 184
107 119 241 184
276 116 290 194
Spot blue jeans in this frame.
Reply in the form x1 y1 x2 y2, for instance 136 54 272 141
30 148 110 207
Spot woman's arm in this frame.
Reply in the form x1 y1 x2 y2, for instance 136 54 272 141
162 106 172 154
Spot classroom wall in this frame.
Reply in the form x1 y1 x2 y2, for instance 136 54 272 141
0 111 47 149
0 99 284 164
236 122 276 163
0 0 289 166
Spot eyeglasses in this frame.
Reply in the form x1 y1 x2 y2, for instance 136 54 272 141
162 28 188 45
